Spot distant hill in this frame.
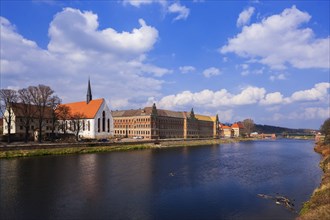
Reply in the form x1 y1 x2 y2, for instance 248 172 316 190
254 124 316 135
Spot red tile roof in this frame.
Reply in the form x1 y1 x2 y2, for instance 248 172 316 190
232 123 244 129
60 98 104 119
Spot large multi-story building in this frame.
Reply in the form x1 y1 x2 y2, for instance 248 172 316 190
111 104 219 139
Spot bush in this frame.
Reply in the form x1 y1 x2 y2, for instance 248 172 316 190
320 118 330 144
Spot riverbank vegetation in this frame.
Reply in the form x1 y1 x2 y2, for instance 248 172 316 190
0 138 251 159
298 118 330 220
0 144 154 159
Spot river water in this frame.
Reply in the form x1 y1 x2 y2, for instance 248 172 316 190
0 139 322 220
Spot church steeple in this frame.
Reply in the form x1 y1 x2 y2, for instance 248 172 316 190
190 108 195 119
87 78 92 104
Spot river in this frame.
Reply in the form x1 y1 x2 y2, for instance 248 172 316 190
0 139 322 220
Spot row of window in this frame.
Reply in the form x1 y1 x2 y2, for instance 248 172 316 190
158 120 183 125
114 124 151 129
115 118 150 123
114 130 151 135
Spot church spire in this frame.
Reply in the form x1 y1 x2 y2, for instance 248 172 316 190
87 77 92 104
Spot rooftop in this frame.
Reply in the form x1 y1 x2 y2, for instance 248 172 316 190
60 98 104 119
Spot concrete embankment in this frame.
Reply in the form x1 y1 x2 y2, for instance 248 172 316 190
298 142 330 220
0 138 247 159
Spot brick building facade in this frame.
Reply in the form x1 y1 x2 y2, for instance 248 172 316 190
111 104 219 139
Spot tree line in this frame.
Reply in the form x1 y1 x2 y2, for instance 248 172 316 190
0 85 85 143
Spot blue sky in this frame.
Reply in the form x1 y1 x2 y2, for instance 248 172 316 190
1 0 329 129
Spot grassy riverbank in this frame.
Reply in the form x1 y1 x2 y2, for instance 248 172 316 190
0 144 153 159
0 138 248 159
298 142 330 220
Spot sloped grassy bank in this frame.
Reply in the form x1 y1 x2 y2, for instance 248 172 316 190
0 138 247 159
298 142 330 220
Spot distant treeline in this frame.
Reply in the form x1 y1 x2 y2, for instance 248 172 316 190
254 124 315 135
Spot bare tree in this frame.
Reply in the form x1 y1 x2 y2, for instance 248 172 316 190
49 95 61 142
70 112 86 141
56 105 71 134
242 118 255 137
18 88 37 142
0 89 18 143
28 85 54 142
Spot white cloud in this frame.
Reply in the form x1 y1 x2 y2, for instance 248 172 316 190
221 5 330 69
140 64 173 77
288 82 330 103
302 107 330 119
157 86 266 109
179 66 196 74
231 86 266 105
203 67 221 78
168 2 190 21
156 82 329 110
260 92 284 105
123 0 153 7
0 9 171 109
255 68 264 75
270 73 286 81
239 63 250 76
272 107 330 121
123 1 190 21
48 8 158 56
241 64 249 70
241 70 250 76
237 7 255 27
261 82 329 105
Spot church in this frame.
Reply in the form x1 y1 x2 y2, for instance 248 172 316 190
58 79 113 139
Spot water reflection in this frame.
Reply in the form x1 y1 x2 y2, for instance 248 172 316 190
0 139 322 220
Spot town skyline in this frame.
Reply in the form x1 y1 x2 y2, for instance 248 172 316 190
1 0 329 129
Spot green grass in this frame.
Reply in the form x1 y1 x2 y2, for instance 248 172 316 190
0 144 152 159
0 137 257 159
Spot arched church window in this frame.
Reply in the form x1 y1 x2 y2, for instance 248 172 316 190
102 111 106 132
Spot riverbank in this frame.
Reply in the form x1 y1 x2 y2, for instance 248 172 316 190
0 138 250 159
298 142 330 219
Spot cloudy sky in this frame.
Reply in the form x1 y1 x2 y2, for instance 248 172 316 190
1 0 329 129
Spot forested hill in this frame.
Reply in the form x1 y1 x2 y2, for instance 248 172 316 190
254 124 316 135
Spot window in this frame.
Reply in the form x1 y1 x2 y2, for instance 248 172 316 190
83 120 85 131
102 111 106 132
98 118 100 132
107 118 110 132
87 121 90 131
